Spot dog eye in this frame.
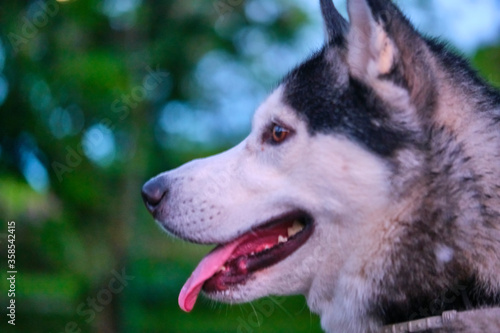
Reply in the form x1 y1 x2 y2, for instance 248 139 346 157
271 125 290 144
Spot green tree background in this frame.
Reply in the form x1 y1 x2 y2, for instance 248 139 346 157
0 0 498 332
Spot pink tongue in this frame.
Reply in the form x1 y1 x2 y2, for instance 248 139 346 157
178 238 243 312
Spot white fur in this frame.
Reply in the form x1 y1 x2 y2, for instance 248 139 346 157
435 244 454 264
157 87 395 332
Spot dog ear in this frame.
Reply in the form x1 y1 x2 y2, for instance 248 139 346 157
346 0 435 113
320 0 348 44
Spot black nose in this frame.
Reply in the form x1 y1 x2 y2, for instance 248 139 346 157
142 177 168 215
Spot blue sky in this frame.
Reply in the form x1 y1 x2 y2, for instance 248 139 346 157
389 0 500 53
159 0 500 150
295 0 500 53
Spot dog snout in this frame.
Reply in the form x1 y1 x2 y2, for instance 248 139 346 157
142 176 168 215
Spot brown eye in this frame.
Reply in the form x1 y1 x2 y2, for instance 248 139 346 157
271 125 290 144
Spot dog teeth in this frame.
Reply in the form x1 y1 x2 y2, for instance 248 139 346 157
217 266 226 273
287 221 304 237
236 258 247 274
278 235 288 243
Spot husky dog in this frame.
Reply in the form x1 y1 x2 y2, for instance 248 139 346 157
142 0 500 331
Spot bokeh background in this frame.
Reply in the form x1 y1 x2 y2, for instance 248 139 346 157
0 0 499 332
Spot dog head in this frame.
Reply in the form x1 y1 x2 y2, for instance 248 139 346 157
143 0 436 321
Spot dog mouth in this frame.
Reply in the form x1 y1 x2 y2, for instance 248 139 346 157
178 210 314 312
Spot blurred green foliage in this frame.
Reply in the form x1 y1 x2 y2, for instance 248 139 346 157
474 46 500 88
0 0 320 332
0 1 499 333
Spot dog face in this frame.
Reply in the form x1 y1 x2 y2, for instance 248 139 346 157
143 0 438 325
143 82 393 306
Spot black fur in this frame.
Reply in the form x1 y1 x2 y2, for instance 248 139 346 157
282 47 408 157
320 0 348 43
376 276 500 326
